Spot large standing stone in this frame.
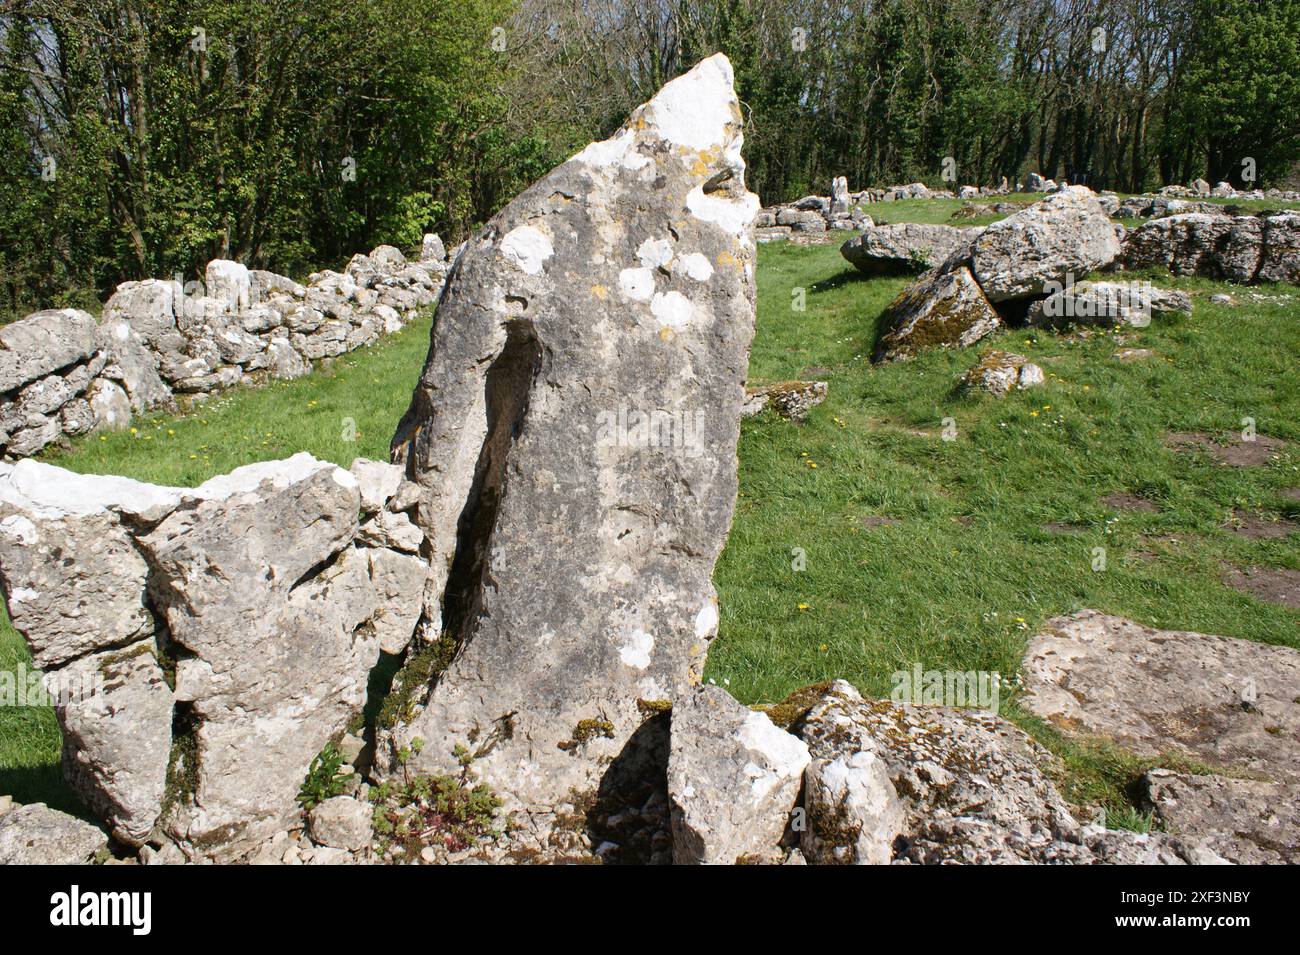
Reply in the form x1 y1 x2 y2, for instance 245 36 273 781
384 54 757 808
970 187 1122 301
668 686 809 864
1021 610 1300 780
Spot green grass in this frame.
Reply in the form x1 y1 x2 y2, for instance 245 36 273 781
3 215 1298 825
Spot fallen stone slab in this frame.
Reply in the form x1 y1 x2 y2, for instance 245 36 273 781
840 223 979 276
874 264 1001 362
970 187 1121 302
668 686 809 864
382 54 757 809
0 803 107 864
1140 769 1299 865
1026 280 1192 328
1021 610 1300 781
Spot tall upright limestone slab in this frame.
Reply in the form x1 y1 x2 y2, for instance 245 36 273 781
386 54 758 806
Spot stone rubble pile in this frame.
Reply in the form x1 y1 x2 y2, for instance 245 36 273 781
0 453 427 861
0 240 451 459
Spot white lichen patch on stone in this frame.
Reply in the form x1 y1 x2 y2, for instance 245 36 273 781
618 267 655 302
686 186 760 238
637 237 675 270
500 225 554 275
619 630 655 670
642 54 737 151
694 601 719 639
650 291 694 329
676 253 715 282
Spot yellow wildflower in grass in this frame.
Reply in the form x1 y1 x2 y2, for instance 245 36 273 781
797 603 810 611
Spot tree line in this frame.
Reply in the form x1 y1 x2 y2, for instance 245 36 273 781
2 0 1297 320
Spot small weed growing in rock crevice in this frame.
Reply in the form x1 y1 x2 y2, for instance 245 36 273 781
369 738 506 860
297 742 354 810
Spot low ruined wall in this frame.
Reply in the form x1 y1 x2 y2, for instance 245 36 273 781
0 235 452 459
0 453 427 860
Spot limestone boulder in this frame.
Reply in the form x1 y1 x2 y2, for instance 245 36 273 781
102 279 181 347
1139 770 1299 865
205 259 251 313
0 460 182 669
383 54 757 808
1021 610 1300 781
1258 212 1300 283
307 795 374 852
1026 280 1192 328
970 187 1122 301
841 223 979 276
1122 213 1263 281
0 309 99 394
791 680 1216 864
668 686 809 864
0 803 106 864
57 641 175 845
873 264 1001 362
960 350 1044 397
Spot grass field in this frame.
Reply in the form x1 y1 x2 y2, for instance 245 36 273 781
3 211 1298 825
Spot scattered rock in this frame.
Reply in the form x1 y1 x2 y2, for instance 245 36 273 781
960 350 1044 397
741 380 827 421
0 803 107 865
307 796 374 852
668 686 809 864
792 680 1213 864
1021 610 1300 781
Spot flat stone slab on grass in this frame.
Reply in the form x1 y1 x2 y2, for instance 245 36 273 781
1140 770 1299 865
1165 431 1289 467
1022 610 1300 781
1221 564 1300 610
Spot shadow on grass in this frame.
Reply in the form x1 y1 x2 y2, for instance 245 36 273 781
0 762 91 819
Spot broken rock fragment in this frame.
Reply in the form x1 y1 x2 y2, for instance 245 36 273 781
668 686 809 864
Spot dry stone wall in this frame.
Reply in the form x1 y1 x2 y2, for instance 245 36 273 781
0 241 451 460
